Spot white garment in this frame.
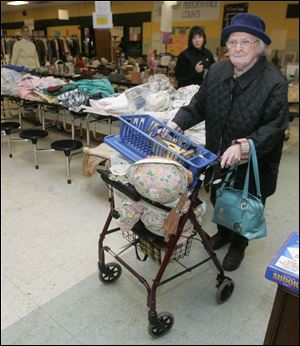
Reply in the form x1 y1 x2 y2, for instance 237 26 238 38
1 68 22 96
89 93 130 115
10 39 40 69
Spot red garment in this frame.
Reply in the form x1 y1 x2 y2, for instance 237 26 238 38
74 59 85 68
47 85 63 93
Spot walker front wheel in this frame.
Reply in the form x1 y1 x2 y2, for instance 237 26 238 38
99 262 122 284
148 312 174 337
216 278 234 303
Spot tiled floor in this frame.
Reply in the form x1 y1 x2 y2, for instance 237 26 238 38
1 113 299 345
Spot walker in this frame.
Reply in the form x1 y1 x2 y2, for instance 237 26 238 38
97 114 234 337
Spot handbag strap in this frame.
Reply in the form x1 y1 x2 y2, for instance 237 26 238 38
243 139 262 200
218 139 261 200
220 166 236 190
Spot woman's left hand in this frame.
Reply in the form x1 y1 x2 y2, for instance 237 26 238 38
220 144 241 169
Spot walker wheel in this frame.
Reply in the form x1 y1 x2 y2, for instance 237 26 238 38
99 262 122 284
148 312 174 337
216 278 234 303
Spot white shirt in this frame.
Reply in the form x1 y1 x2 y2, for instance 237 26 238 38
10 38 40 69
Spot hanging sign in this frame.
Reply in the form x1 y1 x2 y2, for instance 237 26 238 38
160 3 173 33
153 1 220 22
93 12 113 29
95 1 111 14
93 1 113 28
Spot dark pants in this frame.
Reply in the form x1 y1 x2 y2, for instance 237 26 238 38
210 184 267 250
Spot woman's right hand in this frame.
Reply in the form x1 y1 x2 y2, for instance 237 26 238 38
195 61 204 73
220 144 242 169
167 121 184 134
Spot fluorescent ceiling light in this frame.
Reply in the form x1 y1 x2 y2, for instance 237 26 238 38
7 1 29 5
164 1 178 6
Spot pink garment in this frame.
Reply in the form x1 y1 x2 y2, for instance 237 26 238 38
18 76 66 99
18 78 41 99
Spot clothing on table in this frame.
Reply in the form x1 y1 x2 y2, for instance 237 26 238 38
71 78 115 97
1 68 23 96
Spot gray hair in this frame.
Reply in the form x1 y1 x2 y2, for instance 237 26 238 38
256 39 268 56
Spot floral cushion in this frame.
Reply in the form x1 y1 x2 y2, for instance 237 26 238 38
117 196 143 232
116 192 206 238
127 157 189 204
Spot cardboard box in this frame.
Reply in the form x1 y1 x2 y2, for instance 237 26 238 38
265 232 299 294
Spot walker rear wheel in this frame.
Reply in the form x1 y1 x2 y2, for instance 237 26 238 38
99 262 122 283
216 278 234 303
148 312 174 337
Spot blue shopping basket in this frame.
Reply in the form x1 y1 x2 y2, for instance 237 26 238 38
104 114 218 187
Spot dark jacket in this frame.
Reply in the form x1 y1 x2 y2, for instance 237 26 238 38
175 46 215 88
173 56 289 198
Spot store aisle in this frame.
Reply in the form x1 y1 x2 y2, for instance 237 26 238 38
1 118 299 345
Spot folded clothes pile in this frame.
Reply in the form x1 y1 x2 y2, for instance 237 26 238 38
58 88 88 108
1 68 23 96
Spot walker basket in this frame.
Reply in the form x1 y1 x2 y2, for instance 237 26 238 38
104 114 218 187
122 222 194 265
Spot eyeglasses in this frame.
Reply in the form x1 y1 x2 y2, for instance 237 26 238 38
226 39 259 49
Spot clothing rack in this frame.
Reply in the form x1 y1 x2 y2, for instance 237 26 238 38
1 36 82 67
2 35 79 38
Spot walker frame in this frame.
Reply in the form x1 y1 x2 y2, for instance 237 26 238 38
97 167 234 337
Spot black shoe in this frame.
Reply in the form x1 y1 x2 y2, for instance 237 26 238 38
211 233 231 250
222 245 245 271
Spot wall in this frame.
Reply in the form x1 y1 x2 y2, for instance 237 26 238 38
1 2 95 22
1 1 151 23
1 1 298 61
143 1 299 60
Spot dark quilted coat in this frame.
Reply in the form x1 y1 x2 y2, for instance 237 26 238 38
173 56 289 197
175 47 215 88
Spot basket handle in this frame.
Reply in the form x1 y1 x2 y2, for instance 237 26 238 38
134 239 148 261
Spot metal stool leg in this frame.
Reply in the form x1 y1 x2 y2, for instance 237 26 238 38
80 118 83 138
71 116 75 140
33 143 39 169
7 135 12 158
66 154 71 184
40 104 46 131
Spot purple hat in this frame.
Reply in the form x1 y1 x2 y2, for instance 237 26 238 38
222 13 271 45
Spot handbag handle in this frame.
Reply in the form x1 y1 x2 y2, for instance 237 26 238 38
242 139 262 200
218 139 262 201
219 165 237 191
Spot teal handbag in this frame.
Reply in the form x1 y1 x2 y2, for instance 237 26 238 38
212 139 267 240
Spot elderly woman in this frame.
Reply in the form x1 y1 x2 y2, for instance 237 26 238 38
170 13 289 271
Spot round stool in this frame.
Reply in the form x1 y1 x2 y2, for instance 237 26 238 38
19 129 48 169
19 129 48 144
1 122 21 157
51 139 83 183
